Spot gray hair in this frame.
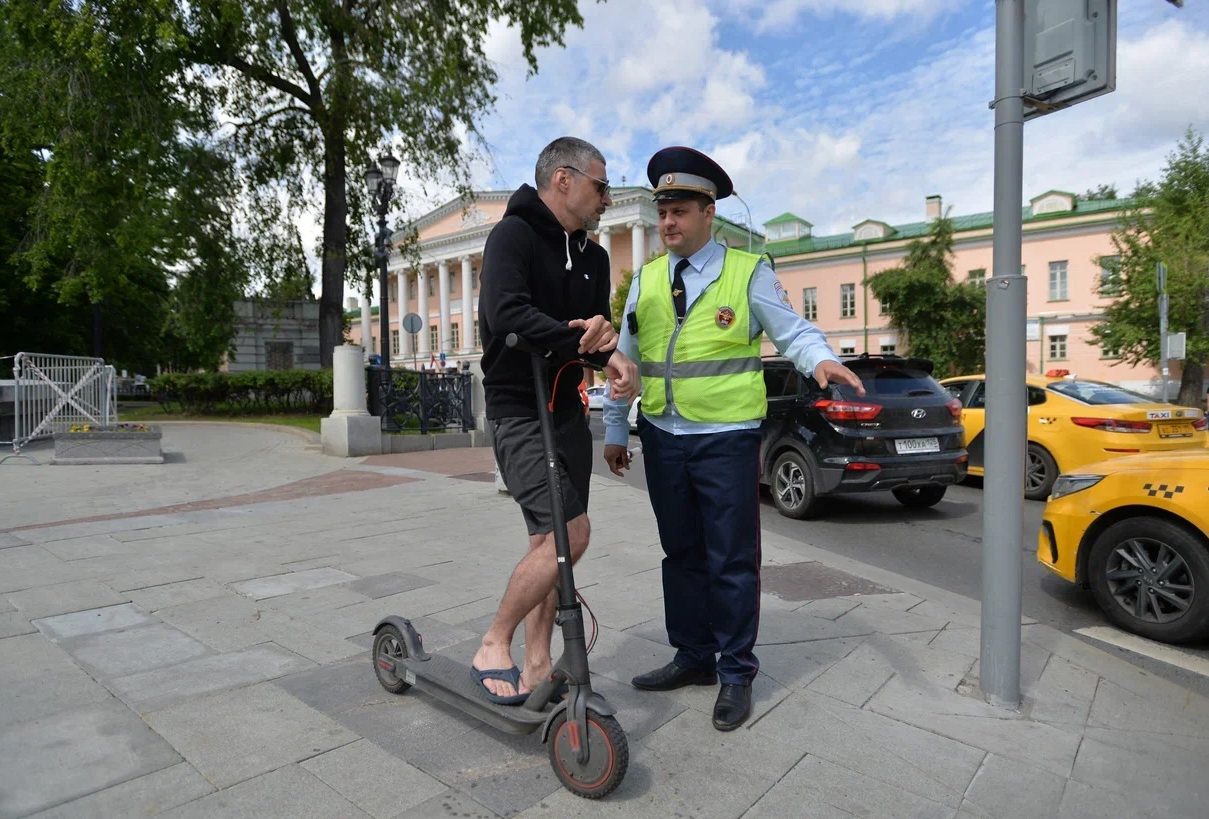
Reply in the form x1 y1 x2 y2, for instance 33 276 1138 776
535 137 606 190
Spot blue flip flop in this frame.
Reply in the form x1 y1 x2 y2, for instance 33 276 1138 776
472 665 528 705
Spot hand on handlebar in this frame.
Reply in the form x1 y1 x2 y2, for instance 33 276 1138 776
568 315 618 354
603 349 638 400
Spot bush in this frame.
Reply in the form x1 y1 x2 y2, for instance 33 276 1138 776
151 369 333 415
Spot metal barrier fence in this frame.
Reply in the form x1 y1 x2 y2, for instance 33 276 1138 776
1 353 116 456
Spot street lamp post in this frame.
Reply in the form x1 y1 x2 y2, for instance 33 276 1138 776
365 153 400 429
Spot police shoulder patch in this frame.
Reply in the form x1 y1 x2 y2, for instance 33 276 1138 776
773 279 791 308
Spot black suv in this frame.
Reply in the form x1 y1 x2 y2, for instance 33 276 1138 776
760 354 967 518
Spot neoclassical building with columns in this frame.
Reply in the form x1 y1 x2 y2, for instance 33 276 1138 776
347 186 757 369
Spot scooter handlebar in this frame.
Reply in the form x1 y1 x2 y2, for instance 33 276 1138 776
505 332 541 355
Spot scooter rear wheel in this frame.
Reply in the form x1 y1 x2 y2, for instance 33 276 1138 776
372 625 411 695
547 709 628 798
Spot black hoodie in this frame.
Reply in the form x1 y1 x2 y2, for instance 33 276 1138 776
479 184 613 420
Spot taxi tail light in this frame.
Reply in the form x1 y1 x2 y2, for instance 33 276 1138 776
1195 416 1207 432
813 399 882 422
1070 417 1151 433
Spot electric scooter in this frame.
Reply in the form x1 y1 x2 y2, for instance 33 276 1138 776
370 333 629 799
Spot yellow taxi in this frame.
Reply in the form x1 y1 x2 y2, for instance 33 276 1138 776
1037 449 1209 644
941 373 1206 500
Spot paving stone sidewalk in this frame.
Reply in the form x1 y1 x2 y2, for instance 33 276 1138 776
1 424 1207 818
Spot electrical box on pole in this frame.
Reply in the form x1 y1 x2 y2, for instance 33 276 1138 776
1022 0 1116 120
1169 332 1187 361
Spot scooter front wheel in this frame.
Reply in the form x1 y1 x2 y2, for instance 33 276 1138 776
372 625 411 695
547 709 628 798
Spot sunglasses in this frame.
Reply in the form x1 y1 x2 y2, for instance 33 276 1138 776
561 165 611 197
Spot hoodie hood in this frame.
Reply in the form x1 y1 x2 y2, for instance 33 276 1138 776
504 184 588 271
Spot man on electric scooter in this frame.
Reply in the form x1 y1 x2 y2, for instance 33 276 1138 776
473 136 638 703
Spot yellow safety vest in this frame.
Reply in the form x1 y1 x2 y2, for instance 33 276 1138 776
636 247 767 422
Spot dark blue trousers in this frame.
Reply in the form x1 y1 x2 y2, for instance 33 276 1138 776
638 419 762 685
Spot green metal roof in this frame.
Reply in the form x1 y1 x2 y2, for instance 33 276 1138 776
764 212 811 226
765 197 1132 256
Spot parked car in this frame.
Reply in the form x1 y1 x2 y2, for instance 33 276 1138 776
759 354 967 518
1038 449 1209 644
585 384 608 411
941 373 1206 500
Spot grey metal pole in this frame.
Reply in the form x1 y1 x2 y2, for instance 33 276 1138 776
1158 262 1169 402
981 0 1027 709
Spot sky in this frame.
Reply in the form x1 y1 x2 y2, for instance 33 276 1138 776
400 0 1208 238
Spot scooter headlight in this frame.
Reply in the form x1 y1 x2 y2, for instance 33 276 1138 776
1049 474 1103 500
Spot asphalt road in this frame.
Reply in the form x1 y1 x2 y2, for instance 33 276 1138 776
588 413 1209 697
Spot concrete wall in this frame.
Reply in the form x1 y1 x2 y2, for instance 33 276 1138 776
225 300 322 372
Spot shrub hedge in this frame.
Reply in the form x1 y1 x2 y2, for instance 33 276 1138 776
151 370 333 415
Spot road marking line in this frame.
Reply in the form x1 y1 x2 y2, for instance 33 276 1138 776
1075 626 1209 678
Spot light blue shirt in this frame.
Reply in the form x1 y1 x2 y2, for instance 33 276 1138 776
603 239 840 446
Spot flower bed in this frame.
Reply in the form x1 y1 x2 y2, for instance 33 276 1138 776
52 423 163 465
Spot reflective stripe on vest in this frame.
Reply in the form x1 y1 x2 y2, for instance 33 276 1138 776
635 247 768 423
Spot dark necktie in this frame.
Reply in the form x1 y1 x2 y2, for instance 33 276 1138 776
672 258 689 323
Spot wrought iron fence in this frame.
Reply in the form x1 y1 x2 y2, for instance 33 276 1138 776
368 367 474 434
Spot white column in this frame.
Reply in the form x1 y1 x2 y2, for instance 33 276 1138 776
397 269 412 357
438 259 452 355
417 266 431 357
331 345 369 416
597 227 613 299
359 290 372 362
460 256 474 353
630 221 645 274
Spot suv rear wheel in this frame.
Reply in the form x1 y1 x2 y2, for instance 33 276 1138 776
771 450 820 519
892 485 947 508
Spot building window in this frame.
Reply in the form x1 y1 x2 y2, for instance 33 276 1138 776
1048 261 1068 301
473 320 479 346
429 326 439 351
473 270 479 292
968 268 986 286
390 329 400 356
1098 255 1121 296
880 342 897 355
1048 334 1067 360
840 343 856 355
388 284 396 302
1100 339 1121 359
802 287 817 321
879 298 890 316
450 323 460 350
427 276 435 297
840 283 856 318
265 341 293 371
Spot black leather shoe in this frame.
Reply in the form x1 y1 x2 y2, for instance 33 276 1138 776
631 662 717 691
712 684 752 731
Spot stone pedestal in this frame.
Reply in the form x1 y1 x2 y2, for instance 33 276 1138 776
322 344 382 457
52 425 164 464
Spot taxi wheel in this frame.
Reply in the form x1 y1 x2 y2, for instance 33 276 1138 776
1024 444 1058 501
1087 517 1209 644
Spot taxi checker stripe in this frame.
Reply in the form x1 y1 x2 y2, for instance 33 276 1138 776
1143 483 1184 499
639 358 763 378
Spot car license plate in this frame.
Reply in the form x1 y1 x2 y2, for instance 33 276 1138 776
896 437 939 454
1158 422 1193 439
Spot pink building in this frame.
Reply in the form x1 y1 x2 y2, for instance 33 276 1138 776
350 187 1194 395
765 191 1189 394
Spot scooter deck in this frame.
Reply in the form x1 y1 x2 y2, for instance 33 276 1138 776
398 654 551 735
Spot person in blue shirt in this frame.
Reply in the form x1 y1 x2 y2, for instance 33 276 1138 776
602 146 864 731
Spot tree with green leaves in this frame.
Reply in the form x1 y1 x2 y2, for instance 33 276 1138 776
610 269 634 332
868 217 986 378
1091 129 1209 407
183 0 590 366
0 1 250 373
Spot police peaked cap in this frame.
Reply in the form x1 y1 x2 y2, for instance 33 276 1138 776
647 146 733 202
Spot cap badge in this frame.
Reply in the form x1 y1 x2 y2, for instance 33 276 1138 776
716 306 736 328
665 174 675 184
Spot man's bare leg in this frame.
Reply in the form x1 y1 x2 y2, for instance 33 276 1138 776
472 514 590 698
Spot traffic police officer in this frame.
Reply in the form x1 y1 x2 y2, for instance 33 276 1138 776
602 146 864 730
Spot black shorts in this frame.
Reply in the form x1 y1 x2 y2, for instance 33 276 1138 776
492 413 592 536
